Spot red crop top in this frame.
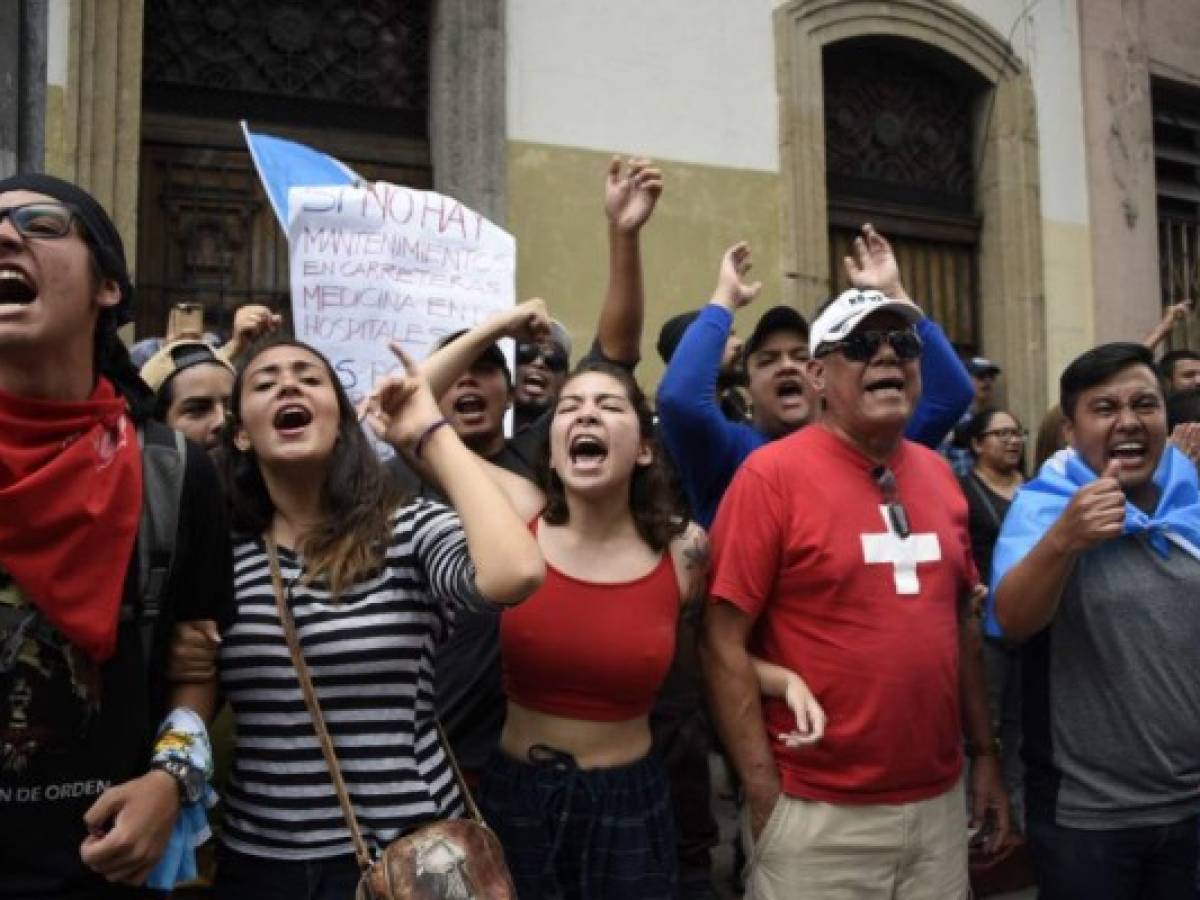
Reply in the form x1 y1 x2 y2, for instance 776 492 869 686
500 524 680 722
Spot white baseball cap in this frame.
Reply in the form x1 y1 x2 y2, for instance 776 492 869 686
809 289 923 356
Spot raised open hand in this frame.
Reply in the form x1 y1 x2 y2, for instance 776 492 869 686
605 156 663 233
711 241 763 311
843 223 906 299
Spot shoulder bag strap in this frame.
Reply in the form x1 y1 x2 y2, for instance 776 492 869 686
264 536 374 874
434 719 484 824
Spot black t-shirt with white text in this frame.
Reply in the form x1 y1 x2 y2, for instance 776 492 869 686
0 440 234 899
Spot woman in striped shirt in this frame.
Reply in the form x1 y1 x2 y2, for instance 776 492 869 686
212 336 543 900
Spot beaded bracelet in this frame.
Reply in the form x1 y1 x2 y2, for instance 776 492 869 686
414 417 450 460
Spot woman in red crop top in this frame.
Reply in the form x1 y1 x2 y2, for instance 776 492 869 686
475 359 708 899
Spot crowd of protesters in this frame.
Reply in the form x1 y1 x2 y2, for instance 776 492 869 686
2 159 1200 900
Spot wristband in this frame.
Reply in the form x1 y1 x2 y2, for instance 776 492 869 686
152 707 214 780
414 417 450 460
147 707 219 890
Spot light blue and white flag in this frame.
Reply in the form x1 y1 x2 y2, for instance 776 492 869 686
986 445 1200 637
241 121 360 228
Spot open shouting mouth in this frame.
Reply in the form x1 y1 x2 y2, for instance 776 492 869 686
0 266 36 305
273 403 313 436
568 433 609 473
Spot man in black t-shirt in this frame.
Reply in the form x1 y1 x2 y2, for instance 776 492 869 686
0 174 232 899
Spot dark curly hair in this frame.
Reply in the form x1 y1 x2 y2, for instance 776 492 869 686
538 359 686 551
222 334 403 595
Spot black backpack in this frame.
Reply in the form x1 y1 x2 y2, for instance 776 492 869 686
130 420 188 666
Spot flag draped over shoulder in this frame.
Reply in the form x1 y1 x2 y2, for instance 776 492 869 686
986 445 1200 637
240 121 360 228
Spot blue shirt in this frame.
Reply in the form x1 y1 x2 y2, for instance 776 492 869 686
656 304 974 526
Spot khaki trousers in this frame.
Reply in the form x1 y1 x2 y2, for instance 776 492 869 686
742 780 968 900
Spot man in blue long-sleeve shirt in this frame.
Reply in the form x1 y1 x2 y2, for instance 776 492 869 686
658 225 974 527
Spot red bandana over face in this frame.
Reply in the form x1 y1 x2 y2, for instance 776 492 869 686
0 379 143 662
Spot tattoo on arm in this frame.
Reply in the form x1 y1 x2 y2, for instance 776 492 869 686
683 535 710 572
680 533 711 604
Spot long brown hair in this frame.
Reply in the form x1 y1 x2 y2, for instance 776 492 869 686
222 336 402 595
537 359 686 551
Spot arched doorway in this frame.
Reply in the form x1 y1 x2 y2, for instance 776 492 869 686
774 0 1045 426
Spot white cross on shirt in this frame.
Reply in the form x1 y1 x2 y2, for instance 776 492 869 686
861 506 941 595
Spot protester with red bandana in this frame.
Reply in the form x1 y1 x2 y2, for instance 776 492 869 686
0 174 232 898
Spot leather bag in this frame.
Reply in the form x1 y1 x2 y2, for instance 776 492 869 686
265 537 517 900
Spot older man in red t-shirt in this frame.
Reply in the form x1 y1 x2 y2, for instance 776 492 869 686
703 288 1008 899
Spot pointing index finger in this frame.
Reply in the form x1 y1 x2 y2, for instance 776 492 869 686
387 341 418 376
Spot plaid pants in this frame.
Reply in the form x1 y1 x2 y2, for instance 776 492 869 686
479 745 678 899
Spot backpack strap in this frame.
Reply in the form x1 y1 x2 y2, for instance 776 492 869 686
134 422 187 662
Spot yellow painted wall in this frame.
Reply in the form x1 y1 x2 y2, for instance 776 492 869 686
507 140 784 392
1041 218 1095 401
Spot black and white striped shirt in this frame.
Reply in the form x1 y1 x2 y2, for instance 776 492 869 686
218 499 488 860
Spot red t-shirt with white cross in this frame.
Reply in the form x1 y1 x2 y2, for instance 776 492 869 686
709 424 976 805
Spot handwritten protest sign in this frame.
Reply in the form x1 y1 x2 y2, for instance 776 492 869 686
287 182 516 404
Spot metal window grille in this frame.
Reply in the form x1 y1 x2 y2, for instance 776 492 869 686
1154 78 1200 346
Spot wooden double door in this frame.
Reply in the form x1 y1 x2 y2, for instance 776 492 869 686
135 125 431 341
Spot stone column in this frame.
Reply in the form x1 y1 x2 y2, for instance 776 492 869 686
976 71 1047 430
773 5 830 312
44 0 144 269
0 0 48 179
429 0 507 225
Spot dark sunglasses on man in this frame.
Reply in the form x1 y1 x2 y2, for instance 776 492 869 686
0 202 76 239
816 328 923 362
516 342 569 373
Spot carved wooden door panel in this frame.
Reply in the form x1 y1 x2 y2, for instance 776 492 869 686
824 40 984 348
136 142 277 339
135 140 431 340
136 0 433 341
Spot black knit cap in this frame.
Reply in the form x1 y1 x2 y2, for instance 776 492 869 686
0 172 134 325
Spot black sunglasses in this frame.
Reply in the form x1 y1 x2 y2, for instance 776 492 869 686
0 202 75 239
818 329 922 362
873 465 911 538
516 342 569 373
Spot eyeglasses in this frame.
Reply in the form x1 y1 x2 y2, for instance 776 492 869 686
0 203 75 239
873 465 911 538
816 329 923 362
981 428 1027 442
516 342 569 373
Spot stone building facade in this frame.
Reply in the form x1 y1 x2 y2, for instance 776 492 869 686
2 0 1198 429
